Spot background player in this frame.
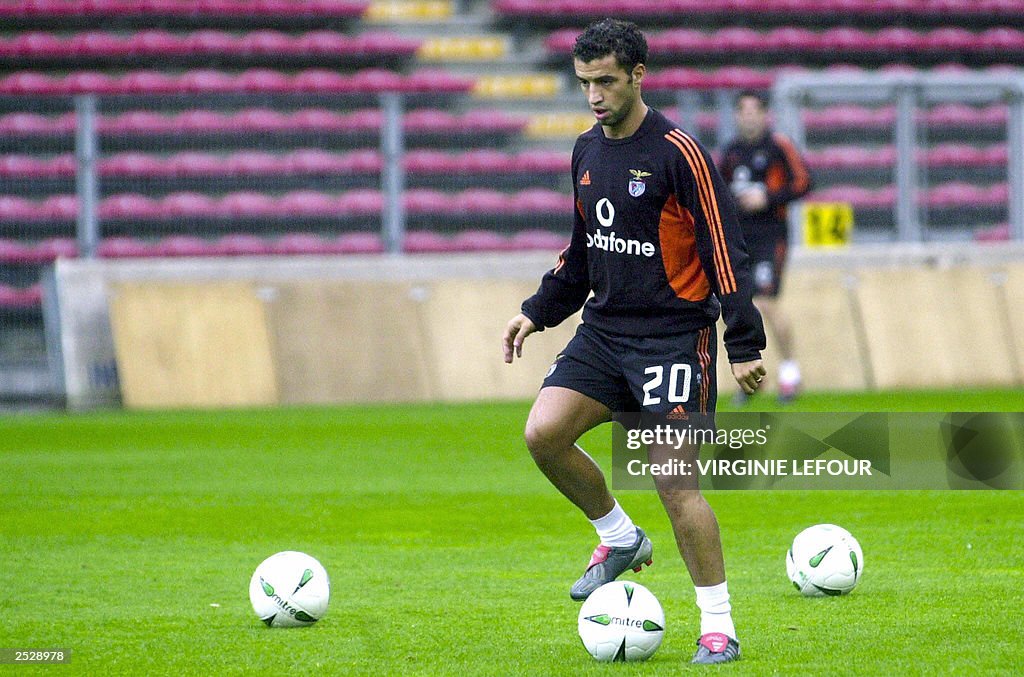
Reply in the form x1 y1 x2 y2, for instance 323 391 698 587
719 90 812 403
502 19 766 665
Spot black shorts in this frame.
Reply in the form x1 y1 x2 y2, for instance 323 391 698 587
542 322 718 415
747 237 788 298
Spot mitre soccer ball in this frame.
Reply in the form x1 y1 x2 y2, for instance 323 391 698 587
786 524 864 597
249 551 330 627
577 581 665 662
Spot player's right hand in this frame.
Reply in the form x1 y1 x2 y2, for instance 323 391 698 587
502 314 536 364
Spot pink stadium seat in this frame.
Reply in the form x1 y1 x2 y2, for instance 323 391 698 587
178 69 237 93
803 105 895 129
214 234 272 256
515 189 573 213
62 71 118 94
4 32 62 56
291 69 350 92
0 196 40 221
984 183 1009 205
926 144 983 168
404 109 456 132
403 69 473 93
184 30 237 54
40 195 77 220
510 229 568 251
225 151 281 176
100 152 167 177
0 113 55 135
236 68 290 92
216 192 276 217
404 189 451 214
152 236 213 257
458 189 506 214
0 155 54 178
458 150 510 174
873 28 925 52
0 72 60 94
925 182 985 208
352 31 421 56
67 32 132 56
808 185 880 209
167 152 224 177
161 192 219 217
32 237 78 262
229 108 289 132
0 284 42 309
350 68 404 92
807 146 891 170
451 229 514 251
237 30 295 55
403 230 454 253
644 68 710 91
120 70 177 94
97 237 149 258
975 223 1010 243
277 190 337 216
295 30 350 54
0 239 29 263
515 150 570 173
334 231 384 254
98 194 160 220
923 28 976 51
764 27 818 51
462 109 527 133
716 27 764 53
981 145 1009 165
403 150 454 174
338 189 383 214
979 29 1024 52
272 233 327 255
128 30 184 56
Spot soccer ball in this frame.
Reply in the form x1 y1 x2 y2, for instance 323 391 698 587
249 551 330 627
577 581 664 662
786 524 864 597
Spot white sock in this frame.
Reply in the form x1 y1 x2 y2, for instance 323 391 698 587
590 500 637 548
694 581 737 640
779 359 801 387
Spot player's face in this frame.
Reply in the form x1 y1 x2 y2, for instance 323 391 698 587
574 55 645 138
736 96 768 141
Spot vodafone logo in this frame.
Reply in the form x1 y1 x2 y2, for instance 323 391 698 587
586 197 656 258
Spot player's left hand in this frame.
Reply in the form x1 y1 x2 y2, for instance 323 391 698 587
732 359 767 394
738 186 768 212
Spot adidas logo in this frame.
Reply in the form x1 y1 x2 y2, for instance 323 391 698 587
666 405 688 420
579 170 591 186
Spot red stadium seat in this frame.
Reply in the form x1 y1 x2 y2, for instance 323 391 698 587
0 72 60 94
184 30 237 54
272 232 332 255
216 192 277 217
403 150 454 174
978 28 1024 52
0 284 42 309
32 237 78 262
923 28 976 51
715 27 764 53
237 68 291 92
403 69 473 93
4 32 62 56
0 154 58 178
177 69 238 93
514 150 570 173
40 194 77 220
237 30 295 55
100 152 167 177
224 151 281 176
67 31 132 56
291 69 350 92
128 30 185 56
0 196 42 221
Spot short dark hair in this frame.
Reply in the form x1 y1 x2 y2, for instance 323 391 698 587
572 18 648 74
736 89 769 109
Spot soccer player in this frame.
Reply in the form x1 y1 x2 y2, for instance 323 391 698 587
719 90 812 403
502 19 766 665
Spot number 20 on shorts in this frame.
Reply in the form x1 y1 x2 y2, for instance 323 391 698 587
641 364 692 406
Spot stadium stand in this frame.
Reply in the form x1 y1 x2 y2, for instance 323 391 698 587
0 0 1018 321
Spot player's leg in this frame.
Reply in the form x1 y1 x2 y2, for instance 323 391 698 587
623 326 740 664
524 385 614 520
755 239 800 401
527 327 655 600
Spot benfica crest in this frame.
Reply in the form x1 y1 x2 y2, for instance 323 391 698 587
628 169 651 197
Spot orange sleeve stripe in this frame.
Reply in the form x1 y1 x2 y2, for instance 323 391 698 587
671 129 737 293
666 129 737 294
663 132 727 290
773 133 811 193
552 245 569 274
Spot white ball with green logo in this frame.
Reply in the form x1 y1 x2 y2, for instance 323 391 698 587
577 581 664 662
786 524 864 597
249 551 330 627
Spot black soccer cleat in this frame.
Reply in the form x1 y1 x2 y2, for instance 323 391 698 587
691 632 741 665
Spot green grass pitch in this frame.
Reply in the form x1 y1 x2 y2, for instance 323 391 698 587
1 389 1022 675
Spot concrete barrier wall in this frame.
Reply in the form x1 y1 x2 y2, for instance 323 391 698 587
54 248 1024 409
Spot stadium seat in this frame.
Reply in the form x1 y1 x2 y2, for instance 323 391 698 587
97 236 153 258
98 194 161 221
450 229 514 251
152 235 213 257
161 192 219 217
403 230 455 253
509 229 568 251
0 283 42 309
335 231 384 254
213 233 272 256
277 190 338 216
974 223 1010 242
